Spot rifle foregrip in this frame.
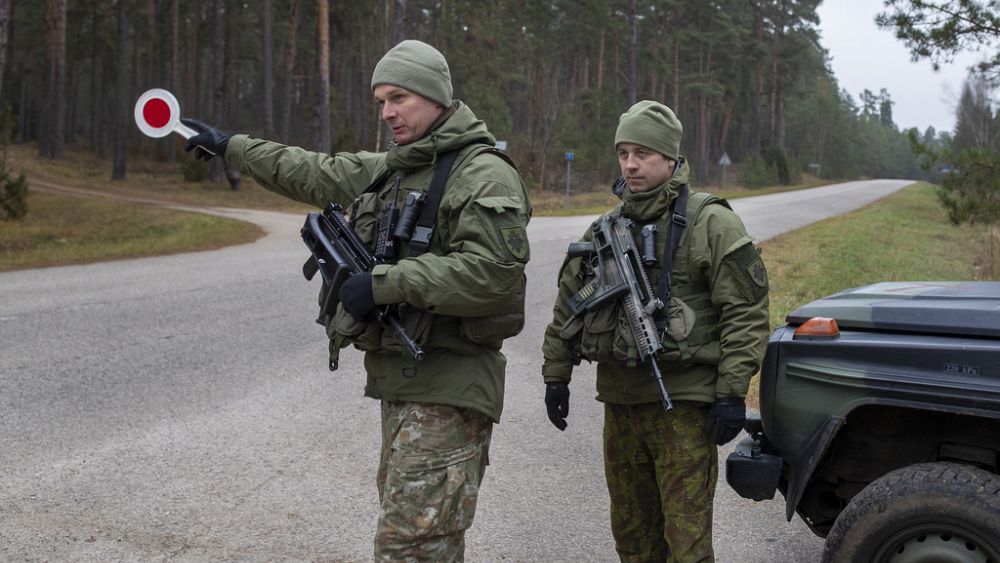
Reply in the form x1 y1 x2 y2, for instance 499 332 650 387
303 256 319 280
567 241 595 257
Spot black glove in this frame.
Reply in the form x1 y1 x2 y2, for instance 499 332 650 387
181 118 231 161
703 397 746 446
611 176 627 199
339 272 376 318
544 383 570 431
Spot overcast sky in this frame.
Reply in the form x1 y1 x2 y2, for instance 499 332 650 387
816 0 985 135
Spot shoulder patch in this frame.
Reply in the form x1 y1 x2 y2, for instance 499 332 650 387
501 225 529 260
726 243 769 303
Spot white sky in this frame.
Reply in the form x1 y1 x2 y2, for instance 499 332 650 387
816 0 986 135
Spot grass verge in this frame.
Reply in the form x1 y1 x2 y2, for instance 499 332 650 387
0 191 264 271
532 173 836 216
7 143 311 213
745 182 995 407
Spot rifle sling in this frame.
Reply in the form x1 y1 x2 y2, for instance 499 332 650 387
654 183 690 330
409 150 459 256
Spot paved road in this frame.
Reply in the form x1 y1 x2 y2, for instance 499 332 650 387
0 179 912 561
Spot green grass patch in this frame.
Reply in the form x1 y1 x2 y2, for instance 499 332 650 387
762 182 991 329
0 191 264 271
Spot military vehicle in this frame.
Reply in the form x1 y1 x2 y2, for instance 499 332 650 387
726 281 1000 563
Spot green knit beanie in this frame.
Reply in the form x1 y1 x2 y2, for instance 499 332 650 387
614 100 683 160
371 40 453 107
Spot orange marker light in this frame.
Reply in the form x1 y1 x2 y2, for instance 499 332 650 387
793 317 840 339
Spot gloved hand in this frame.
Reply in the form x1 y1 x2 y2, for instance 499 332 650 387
339 272 376 318
544 383 570 431
181 118 232 161
703 397 746 446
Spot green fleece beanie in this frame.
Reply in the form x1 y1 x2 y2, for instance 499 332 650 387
614 100 683 160
371 40 453 107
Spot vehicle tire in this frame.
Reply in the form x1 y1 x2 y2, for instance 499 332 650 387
821 462 1000 563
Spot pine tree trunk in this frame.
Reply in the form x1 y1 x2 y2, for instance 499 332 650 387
112 0 130 180
65 67 76 145
187 4 199 114
697 44 712 180
223 0 240 189
262 0 274 137
43 0 67 159
751 3 764 155
0 0 10 104
89 1 101 153
316 0 331 153
627 0 637 105
167 0 179 162
280 0 299 143
671 34 679 110
210 0 225 182
392 0 406 46
596 30 604 91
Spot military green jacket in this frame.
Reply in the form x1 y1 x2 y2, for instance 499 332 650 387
225 102 531 422
541 159 769 404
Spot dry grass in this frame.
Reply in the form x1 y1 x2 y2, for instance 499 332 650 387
533 173 837 216
7 143 311 213
0 190 263 271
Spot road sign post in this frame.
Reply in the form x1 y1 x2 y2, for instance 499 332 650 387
718 151 732 189
565 151 574 198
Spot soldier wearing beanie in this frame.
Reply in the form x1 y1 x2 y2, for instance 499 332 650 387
182 40 531 561
542 100 770 562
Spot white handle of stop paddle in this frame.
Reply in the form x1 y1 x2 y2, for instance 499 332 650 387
173 121 216 156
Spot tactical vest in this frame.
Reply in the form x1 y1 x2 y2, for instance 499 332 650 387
574 189 729 367
325 143 526 366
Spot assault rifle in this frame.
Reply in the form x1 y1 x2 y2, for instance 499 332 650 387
567 215 673 410
301 203 425 365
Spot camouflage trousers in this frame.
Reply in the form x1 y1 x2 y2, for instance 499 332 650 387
603 401 717 563
375 401 492 562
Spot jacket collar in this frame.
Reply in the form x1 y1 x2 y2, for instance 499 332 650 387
384 101 495 172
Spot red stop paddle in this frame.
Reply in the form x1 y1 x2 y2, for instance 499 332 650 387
133 88 214 155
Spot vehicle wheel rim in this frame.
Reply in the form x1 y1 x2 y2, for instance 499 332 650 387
876 522 1000 563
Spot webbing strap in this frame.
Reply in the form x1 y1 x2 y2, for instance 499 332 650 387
655 184 690 331
409 150 459 256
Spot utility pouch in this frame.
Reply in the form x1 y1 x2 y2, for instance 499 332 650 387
658 296 696 362
665 296 696 342
460 312 525 350
580 302 620 363
329 303 381 351
612 309 641 366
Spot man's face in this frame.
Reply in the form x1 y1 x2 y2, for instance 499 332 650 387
617 143 676 193
373 84 445 145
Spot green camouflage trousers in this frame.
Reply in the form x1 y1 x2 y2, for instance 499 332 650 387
603 401 717 563
375 401 492 562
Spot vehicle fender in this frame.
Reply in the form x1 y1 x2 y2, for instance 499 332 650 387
782 414 845 521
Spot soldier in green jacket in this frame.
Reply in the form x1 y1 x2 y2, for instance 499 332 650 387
183 40 531 561
541 100 769 562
